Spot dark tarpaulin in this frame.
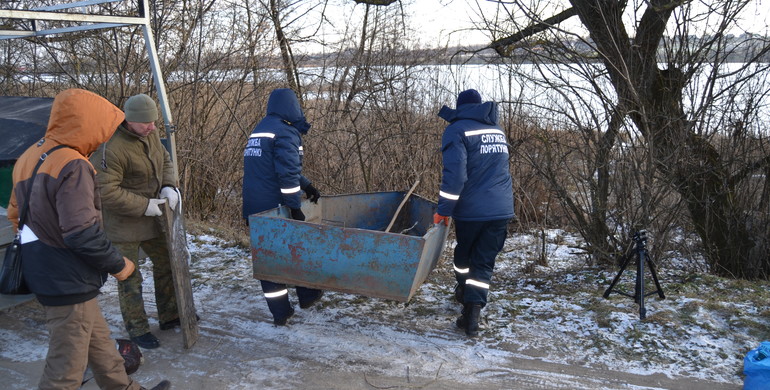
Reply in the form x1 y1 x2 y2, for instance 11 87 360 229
0 96 53 162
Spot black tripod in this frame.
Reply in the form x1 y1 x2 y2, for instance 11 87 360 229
603 230 665 319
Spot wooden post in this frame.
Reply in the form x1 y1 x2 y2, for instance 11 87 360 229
159 202 199 349
386 180 420 233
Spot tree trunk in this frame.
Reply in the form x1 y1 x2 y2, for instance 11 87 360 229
269 0 302 99
646 70 760 277
569 0 769 278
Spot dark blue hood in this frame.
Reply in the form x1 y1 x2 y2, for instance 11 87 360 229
437 101 498 126
266 88 311 134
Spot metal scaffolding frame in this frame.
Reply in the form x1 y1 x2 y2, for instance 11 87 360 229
0 0 180 183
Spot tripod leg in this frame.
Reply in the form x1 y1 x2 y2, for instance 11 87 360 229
603 254 633 299
647 254 666 299
637 249 646 320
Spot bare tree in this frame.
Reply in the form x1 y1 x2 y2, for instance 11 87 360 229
1 0 549 242
480 0 770 278
300 0 448 198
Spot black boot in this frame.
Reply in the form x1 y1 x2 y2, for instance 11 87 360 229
143 380 171 390
273 306 295 326
465 304 481 336
455 303 481 337
130 332 160 349
160 314 200 330
299 290 324 309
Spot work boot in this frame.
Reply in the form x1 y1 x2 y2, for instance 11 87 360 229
159 314 201 330
299 290 324 309
130 332 160 349
455 303 482 337
273 306 295 326
141 380 171 390
465 304 482 336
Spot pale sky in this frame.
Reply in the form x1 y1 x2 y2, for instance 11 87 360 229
405 0 501 47
301 0 769 51
405 0 770 43
304 0 502 49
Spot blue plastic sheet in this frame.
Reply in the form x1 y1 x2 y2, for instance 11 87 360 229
744 341 770 390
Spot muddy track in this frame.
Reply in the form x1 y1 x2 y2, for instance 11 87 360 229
0 295 737 390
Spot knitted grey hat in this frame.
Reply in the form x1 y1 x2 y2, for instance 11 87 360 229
124 94 158 123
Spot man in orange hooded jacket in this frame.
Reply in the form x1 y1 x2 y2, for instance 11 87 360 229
7 89 170 390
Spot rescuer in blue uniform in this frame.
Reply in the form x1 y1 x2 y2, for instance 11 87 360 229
242 88 323 325
433 89 515 337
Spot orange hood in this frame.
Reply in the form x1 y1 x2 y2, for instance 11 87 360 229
44 89 125 156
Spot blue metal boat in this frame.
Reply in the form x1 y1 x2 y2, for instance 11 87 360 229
248 191 449 302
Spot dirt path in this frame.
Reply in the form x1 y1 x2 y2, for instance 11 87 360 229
0 297 738 390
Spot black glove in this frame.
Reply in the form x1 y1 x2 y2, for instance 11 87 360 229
290 208 305 221
304 184 321 203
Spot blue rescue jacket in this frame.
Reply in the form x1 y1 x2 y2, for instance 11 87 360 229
242 89 312 217
437 101 515 221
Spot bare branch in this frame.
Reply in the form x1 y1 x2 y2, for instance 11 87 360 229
353 0 397 5
489 8 577 56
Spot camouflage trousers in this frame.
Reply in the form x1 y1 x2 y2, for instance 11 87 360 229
113 235 178 338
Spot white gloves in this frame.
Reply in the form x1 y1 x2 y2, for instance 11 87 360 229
144 198 167 216
160 186 180 210
145 187 179 217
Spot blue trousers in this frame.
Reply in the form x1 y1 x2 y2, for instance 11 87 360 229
260 280 321 319
453 219 509 306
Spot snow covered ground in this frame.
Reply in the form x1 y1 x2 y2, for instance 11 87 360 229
0 227 760 389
